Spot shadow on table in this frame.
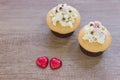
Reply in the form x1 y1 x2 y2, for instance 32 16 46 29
47 30 74 49
76 47 103 69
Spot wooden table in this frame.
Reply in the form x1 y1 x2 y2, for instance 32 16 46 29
0 0 120 80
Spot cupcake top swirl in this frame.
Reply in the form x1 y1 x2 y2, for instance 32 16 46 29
50 4 78 28
82 21 107 44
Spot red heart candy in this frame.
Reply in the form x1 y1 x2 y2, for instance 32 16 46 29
36 56 48 69
50 58 62 70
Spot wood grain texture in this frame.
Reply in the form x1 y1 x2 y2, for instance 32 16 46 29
0 0 120 80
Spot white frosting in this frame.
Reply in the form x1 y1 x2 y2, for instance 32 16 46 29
50 4 78 28
82 21 107 44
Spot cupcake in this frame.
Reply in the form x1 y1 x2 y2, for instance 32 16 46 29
46 4 81 38
78 21 112 57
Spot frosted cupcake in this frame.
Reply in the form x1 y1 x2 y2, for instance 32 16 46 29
78 21 112 57
46 4 81 38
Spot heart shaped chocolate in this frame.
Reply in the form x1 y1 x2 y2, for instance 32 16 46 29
36 56 49 69
50 58 62 70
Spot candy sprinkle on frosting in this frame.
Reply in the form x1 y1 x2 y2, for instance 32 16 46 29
82 21 107 44
50 4 78 28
